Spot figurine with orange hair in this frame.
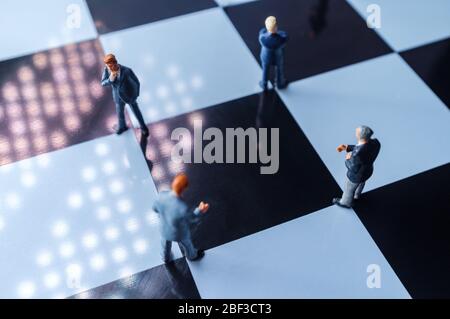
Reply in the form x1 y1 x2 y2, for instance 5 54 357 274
153 173 210 263
101 54 149 136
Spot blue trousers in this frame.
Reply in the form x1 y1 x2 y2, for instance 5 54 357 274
161 238 198 262
261 55 286 88
115 101 147 130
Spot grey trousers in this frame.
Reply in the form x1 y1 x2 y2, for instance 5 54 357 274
340 178 365 207
161 238 198 262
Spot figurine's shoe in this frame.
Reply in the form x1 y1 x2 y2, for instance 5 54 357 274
188 250 205 261
113 124 129 135
332 198 352 209
277 81 289 89
163 252 175 264
141 127 149 136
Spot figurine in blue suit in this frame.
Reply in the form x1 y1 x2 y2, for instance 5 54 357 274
152 173 210 263
101 54 149 136
259 16 288 90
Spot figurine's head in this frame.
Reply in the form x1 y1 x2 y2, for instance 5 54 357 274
265 16 278 34
104 54 119 72
356 126 373 143
172 173 189 196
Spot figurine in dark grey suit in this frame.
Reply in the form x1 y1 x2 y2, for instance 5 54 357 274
153 173 210 263
333 126 381 208
101 54 149 136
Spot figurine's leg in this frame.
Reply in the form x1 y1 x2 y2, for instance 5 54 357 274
129 102 149 135
354 182 365 200
276 55 287 88
113 101 129 135
179 238 198 260
259 62 270 90
161 239 173 263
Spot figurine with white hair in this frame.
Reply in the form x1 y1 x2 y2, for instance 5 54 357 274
258 16 289 90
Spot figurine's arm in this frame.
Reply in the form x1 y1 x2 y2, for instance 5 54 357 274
129 69 140 96
101 67 112 87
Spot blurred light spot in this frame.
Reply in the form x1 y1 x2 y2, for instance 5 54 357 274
52 220 69 238
59 242 75 258
117 199 132 214
18 66 35 82
3 82 19 102
33 135 48 153
181 96 193 109
89 81 103 99
14 137 30 154
133 239 148 254
147 107 159 120
104 226 120 241
81 166 97 182
61 98 75 113
7 103 23 118
143 55 155 68
125 217 140 233
21 172 36 187
36 154 50 168
168 160 185 174
159 140 173 157
112 247 128 263
50 51 64 66
58 84 72 99
36 251 53 267
191 75 204 89
166 65 179 78
152 123 168 138
82 232 99 250
141 91 151 103
33 53 48 69
26 101 41 116
79 98 93 114
89 186 104 202
95 143 109 156
90 254 106 271
53 67 68 83
102 161 116 175
156 85 169 99
44 100 59 117
109 179 124 194
151 165 165 181
41 82 55 100
50 130 67 148
22 84 38 100
82 51 96 67
10 120 27 135
96 206 111 221
5 192 21 209
174 80 187 94
67 192 83 209
30 119 45 133
164 101 177 114
44 272 60 289
17 281 36 298
189 113 203 126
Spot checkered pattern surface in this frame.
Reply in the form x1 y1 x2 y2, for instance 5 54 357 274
0 0 449 299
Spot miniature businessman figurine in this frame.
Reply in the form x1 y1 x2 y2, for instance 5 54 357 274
101 54 149 136
333 126 381 208
152 173 210 263
259 16 288 90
